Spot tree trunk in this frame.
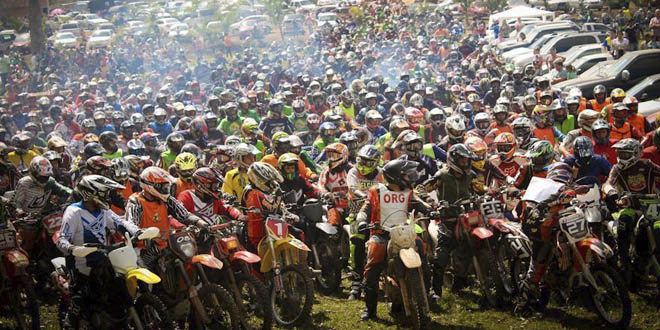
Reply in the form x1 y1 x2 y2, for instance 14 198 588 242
29 0 45 54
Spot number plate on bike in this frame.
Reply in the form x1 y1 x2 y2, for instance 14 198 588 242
480 200 505 219
266 217 288 240
0 228 17 250
641 200 660 221
559 212 588 240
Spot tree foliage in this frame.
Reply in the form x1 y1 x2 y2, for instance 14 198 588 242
483 0 508 13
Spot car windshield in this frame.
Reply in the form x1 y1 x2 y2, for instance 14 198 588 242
626 77 654 97
318 15 335 21
61 24 77 29
57 33 75 39
606 55 632 78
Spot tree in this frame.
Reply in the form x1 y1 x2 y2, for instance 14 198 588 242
484 0 508 13
454 0 471 25
263 0 286 22
28 0 45 54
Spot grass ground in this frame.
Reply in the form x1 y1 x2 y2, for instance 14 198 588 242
2 284 658 330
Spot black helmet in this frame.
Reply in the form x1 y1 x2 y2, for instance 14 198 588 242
447 143 474 175
83 142 104 161
383 159 419 189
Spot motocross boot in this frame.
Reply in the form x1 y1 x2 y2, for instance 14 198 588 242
348 272 362 300
360 287 378 321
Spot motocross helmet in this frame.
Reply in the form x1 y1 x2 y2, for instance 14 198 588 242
591 119 611 145
247 162 283 194
383 159 419 189
494 132 517 161
356 144 381 176
465 136 488 171
447 143 474 176
277 153 299 181
612 138 642 170
77 175 125 210
526 140 555 171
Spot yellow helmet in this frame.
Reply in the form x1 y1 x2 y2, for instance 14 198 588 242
610 88 626 99
278 153 299 180
175 152 197 171
247 162 283 194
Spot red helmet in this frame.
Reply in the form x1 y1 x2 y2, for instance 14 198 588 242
193 167 223 199
404 107 424 131
190 117 208 136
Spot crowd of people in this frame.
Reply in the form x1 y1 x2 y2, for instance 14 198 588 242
0 0 659 327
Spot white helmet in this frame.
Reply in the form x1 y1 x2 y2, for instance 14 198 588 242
410 93 424 107
77 175 125 209
445 115 466 140
139 166 174 202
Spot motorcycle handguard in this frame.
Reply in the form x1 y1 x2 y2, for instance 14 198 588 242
399 247 422 268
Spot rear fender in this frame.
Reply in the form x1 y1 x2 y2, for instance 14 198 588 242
191 254 224 270
471 227 493 240
399 247 422 268
230 250 261 264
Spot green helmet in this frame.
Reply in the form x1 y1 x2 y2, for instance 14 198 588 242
526 140 555 171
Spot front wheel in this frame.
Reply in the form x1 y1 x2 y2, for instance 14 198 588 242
135 293 179 330
496 240 516 296
271 264 314 326
406 268 430 330
198 284 241 330
478 250 505 307
11 276 40 330
235 273 273 330
589 264 631 328
314 238 342 295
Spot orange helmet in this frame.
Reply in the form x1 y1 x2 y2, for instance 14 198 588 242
83 133 99 145
139 166 174 202
325 143 348 170
494 132 517 161
465 136 488 170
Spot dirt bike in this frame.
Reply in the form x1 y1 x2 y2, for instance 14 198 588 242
203 220 272 330
51 227 176 330
152 225 241 329
289 197 343 295
13 206 64 291
371 210 430 330
476 188 533 299
574 176 609 238
0 222 39 330
516 195 631 328
615 192 660 297
435 197 506 307
252 208 314 327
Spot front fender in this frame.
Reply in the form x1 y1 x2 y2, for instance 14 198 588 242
4 250 29 268
399 247 422 268
192 254 224 270
230 250 261 264
471 227 493 240
578 237 613 262
126 268 161 297
258 236 310 273
315 222 338 235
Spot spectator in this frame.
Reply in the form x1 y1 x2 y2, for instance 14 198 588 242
624 20 639 50
651 9 660 39
611 30 630 59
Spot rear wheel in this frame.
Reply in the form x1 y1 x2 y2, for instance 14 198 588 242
135 292 179 330
11 276 39 330
198 284 241 330
271 264 314 326
496 240 516 296
235 273 273 330
589 264 631 328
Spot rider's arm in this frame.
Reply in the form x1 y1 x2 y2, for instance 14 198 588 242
346 169 366 199
125 195 144 227
12 177 29 213
106 209 140 236
552 126 566 143
166 195 205 226
57 205 81 254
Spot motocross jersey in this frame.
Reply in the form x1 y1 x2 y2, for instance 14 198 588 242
604 159 660 195
357 183 431 235
178 190 241 225
222 168 249 203
242 185 284 249
346 167 383 201
289 113 308 132
398 154 437 186
13 176 72 214
421 165 475 219
489 154 529 179
319 167 349 209
472 160 509 192
219 117 244 136
57 202 139 275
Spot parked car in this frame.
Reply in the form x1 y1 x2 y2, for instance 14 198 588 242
555 49 660 98
282 14 305 37
571 53 614 74
563 44 606 68
229 15 274 37
626 73 660 102
52 32 78 48
0 30 17 51
76 13 105 29
59 21 82 36
155 17 179 34
497 22 580 53
581 23 609 33
502 34 556 63
87 29 112 48
167 23 190 39
511 32 605 68
126 20 146 35
317 12 338 27
290 0 318 13
96 22 115 32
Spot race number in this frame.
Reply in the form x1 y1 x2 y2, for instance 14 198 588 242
0 229 17 250
480 200 505 218
643 201 660 221
559 213 588 238
266 217 288 239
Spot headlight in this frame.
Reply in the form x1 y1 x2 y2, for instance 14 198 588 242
180 242 195 258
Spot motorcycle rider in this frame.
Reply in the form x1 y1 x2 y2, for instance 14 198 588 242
588 84 610 112
603 138 660 285
438 115 467 152
14 156 72 215
319 143 351 227
564 136 612 185
514 140 555 190
57 175 141 329
178 167 245 226
559 109 600 156
610 103 643 142
592 119 617 165
465 136 510 191
511 117 537 153
223 143 259 204
490 132 530 179
158 132 184 170
399 132 437 185
358 159 433 320
171 152 197 198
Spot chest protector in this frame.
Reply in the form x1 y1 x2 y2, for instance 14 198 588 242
134 193 170 249
377 184 412 228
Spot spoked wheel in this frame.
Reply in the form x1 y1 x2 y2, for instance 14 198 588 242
405 267 430 330
589 264 631 328
135 293 179 330
11 276 40 330
198 284 241 330
314 238 341 295
235 273 273 330
478 250 504 307
271 264 314 326
496 241 516 296
511 257 530 296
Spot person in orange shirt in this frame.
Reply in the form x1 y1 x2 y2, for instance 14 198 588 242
532 105 565 147
610 103 643 142
641 128 660 166
261 131 317 180
601 88 627 124
588 84 610 112
624 96 652 135
110 158 132 216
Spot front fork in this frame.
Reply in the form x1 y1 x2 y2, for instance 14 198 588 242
174 259 210 325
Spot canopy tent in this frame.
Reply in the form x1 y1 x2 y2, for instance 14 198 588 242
488 6 554 25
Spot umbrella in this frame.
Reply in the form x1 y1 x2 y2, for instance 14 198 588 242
49 8 67 16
